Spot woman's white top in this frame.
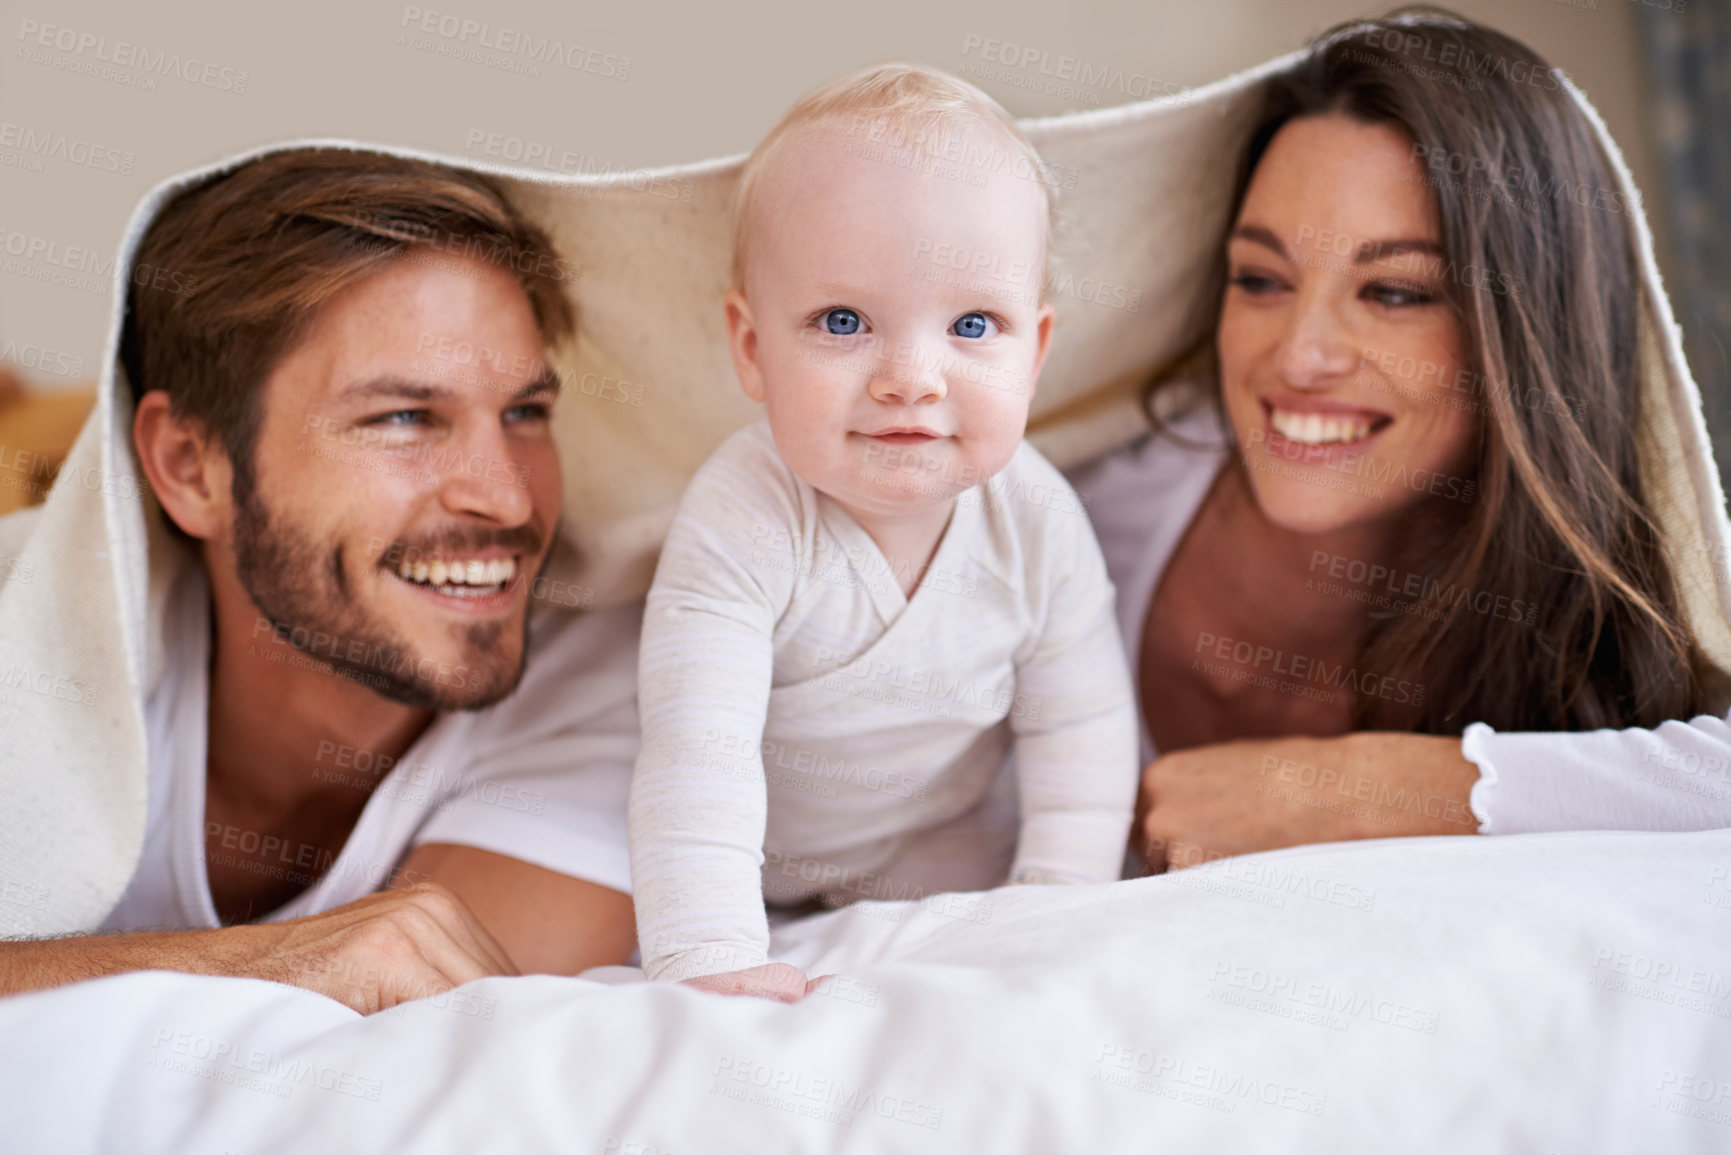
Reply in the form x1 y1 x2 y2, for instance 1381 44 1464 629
630 421 1139 982
1064 390 1731 836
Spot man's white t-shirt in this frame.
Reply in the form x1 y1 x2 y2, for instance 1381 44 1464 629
99 558 641 932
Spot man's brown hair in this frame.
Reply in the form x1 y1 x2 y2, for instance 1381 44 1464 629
119 147 576 505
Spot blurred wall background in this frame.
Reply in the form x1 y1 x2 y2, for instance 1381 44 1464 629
0 0 1716 476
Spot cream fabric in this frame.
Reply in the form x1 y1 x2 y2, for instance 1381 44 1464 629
3 42 1728 935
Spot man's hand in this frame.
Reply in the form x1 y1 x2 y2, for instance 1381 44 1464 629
680 963 832 1004
0 882 516 1015
222 882 518 1013
1137 732 1481 872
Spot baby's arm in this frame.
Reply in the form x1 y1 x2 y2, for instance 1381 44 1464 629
1006 501 1140 885
629 447 797 985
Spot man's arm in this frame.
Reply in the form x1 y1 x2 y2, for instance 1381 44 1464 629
397 843 634 974
0 883 515 1013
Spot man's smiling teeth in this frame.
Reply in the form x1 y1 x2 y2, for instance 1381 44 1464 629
395 555 516 592
1270 408 1377 446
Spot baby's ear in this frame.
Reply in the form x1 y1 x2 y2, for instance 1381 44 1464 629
723 289 766 403
1028 301 1057 398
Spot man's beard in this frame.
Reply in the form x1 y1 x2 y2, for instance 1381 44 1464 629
231 487 540 711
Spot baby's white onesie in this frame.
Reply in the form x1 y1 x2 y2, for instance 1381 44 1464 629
630 420 1137 981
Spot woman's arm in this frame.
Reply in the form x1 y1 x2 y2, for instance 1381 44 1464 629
1137 732 1478 870
1138 716 1731 870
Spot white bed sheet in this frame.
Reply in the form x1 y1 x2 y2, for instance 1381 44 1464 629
3 829 1729 1153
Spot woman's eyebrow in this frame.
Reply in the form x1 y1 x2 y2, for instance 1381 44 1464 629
1229 226 1446 268
1229 224 1286 256
1355 238 1446 263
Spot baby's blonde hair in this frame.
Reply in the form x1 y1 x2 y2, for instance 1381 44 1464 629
730 62 1055 294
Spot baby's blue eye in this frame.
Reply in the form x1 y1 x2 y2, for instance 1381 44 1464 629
823 308 861 335
953 312 991 339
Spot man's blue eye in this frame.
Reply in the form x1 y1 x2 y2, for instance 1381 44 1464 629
953 313 990 339
824 308 861 335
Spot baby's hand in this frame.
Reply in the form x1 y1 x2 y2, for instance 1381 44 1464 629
680 962 832 1003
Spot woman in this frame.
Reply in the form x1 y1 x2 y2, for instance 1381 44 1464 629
1065 11 1731 871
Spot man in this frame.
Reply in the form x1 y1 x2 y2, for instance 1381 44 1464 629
0 149 638 1013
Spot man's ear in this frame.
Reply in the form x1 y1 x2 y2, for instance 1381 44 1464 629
723 288 767 404
132 390 234 540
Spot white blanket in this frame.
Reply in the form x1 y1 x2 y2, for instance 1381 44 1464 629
3 829 1728 1152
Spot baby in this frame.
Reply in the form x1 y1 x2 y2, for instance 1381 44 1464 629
629 63 1137 1000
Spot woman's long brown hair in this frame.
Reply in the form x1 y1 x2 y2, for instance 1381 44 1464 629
1207 10 1706 733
